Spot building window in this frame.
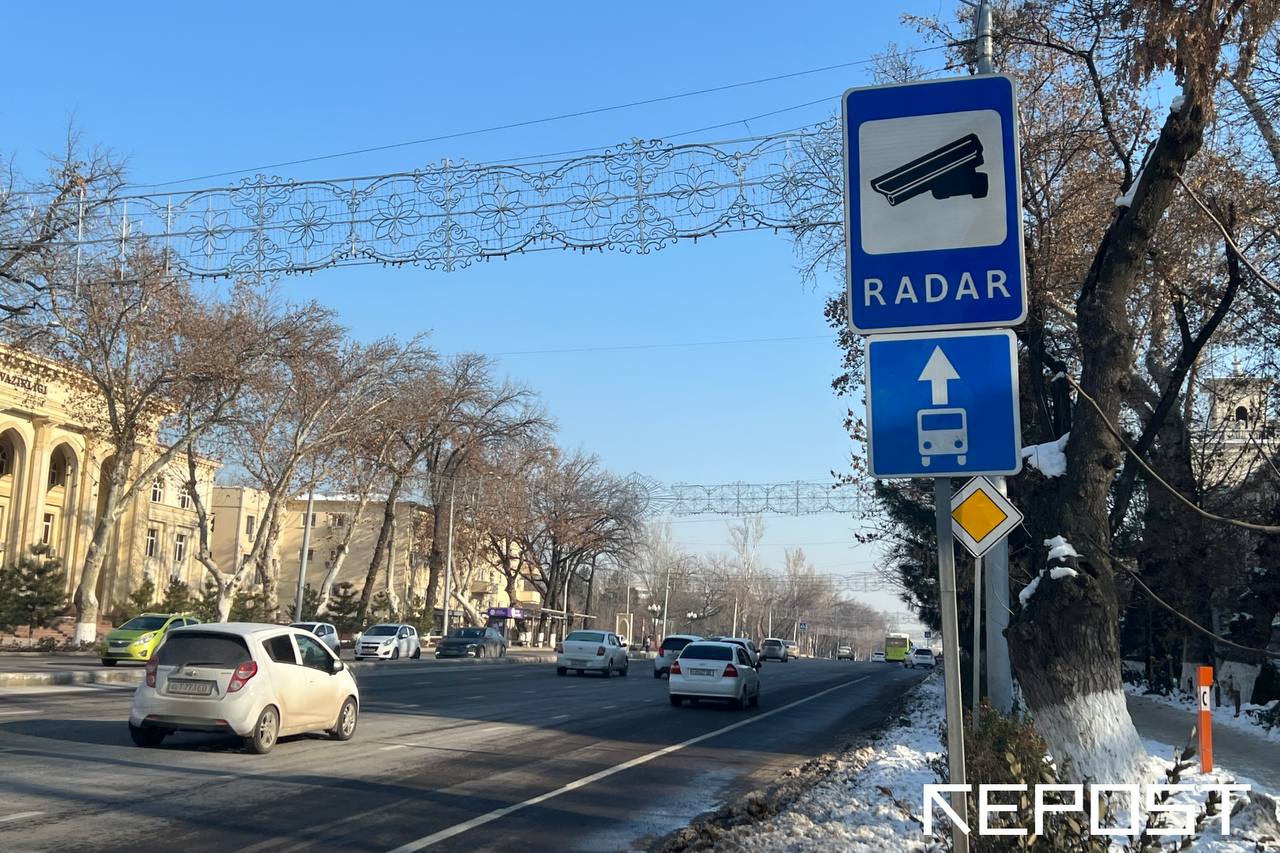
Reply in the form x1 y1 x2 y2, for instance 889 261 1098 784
209 513 216 532
1235 405 1249 423
179 488 191 510
331 513 346 528
151 479 164 503
0 446 8 477
329 549 338 562
41 513 54 546
145 528 158 558
304 548 315 563
174 532 188 564
302 512 316 528
48 461 61 488
245 515 256 538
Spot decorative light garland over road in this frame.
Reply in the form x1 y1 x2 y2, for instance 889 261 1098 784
75 120 840 279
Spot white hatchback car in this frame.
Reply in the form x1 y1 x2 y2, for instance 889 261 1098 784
128 623 360 754
354 623 421 660
906 648 937 669
669 641 760 710
556 630 629 677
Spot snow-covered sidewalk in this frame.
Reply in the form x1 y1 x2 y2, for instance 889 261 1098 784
690 676 1278 852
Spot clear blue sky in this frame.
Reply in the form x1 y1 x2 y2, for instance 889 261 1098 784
6 2 952 621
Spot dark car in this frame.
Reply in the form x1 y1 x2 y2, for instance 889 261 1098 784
435 627 506 659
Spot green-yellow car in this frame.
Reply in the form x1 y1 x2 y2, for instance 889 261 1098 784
101 613 200 666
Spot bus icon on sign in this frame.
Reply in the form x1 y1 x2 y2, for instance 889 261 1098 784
918 407 968 467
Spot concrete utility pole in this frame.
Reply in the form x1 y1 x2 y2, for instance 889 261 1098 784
972 0 1015 717
661 564 671 640
295 488 315 622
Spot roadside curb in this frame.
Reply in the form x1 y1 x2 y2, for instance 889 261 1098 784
0 669 145 688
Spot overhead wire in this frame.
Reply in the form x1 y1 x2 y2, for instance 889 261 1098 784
123 47 946 191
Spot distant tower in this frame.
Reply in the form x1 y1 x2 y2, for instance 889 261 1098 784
1200 357 1276 484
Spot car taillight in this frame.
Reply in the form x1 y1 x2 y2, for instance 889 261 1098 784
555 643 563 654
596 645 606 656
145 657 158 688
227 660 258 693
724 663 739 678
670 660 681 675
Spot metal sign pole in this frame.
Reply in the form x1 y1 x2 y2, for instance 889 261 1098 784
934 477 970 853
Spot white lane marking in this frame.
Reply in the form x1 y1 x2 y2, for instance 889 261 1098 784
0 811 44 823
521 690 536 694
0 709 37 716
601 705 616 710
380 744 409 752
387 675 870 853
551 714 570 720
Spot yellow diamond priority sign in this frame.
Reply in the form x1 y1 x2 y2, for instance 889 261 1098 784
950 476 1022 558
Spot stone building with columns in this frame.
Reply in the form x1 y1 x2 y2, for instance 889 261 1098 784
0 345 218 615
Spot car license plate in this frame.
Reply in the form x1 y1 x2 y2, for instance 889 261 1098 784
569 659 587 666
167 679 214 696
690 668 715 676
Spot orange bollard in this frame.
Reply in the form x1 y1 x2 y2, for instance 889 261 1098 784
1197 665 1214 773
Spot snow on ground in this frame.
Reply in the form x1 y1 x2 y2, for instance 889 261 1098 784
1138 738 1278 852
702 677 1278 852
1124 681 1280 744
701 676 948 852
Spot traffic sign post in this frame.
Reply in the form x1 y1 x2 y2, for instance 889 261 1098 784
844 12 1019 848
865 329 1022 479
843 74 1026 335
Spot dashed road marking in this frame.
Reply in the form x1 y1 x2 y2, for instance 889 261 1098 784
0 811 44 823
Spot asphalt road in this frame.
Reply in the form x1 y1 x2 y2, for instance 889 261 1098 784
0 658 926 853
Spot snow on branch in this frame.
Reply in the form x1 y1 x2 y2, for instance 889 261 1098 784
1022 432 1069 477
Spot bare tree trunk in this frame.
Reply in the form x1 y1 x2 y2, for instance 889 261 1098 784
1009 84 1209 783
359 473 404 622
424 489 450 629
73 463 127 644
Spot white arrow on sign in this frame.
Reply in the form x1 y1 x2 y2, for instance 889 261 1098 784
918 346 960 405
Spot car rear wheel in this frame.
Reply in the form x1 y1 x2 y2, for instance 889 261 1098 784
750 687 760 709
246 706 279 754
102 658 117 667
738 690 750 711
669 695 682 707
128 723 166 748
653 669 662 680
601 662 611 678
619 660 628 677
411 648 421 659
556 667 567 676
476 646 485 659
329 697 358 741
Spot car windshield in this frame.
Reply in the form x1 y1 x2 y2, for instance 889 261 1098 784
680 644 733 661
763 640 783 648
565 631 604 642
452 628 486 639
119 616 169 631
364 625 398 636
156 632 250 668
661 636 694 652
291 623 318 632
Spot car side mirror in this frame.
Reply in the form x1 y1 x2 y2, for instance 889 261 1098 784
331 659 345 674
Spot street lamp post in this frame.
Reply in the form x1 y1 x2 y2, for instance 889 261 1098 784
647 602 661 640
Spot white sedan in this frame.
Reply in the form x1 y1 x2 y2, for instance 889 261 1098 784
556 630 629 677
669 641 760 710
129 623 359 754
